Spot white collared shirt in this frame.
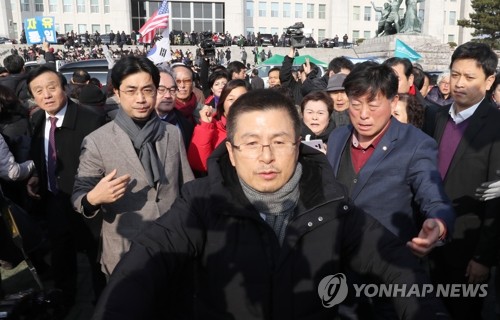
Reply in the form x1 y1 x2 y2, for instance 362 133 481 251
448 98 484 124
44 104 67 190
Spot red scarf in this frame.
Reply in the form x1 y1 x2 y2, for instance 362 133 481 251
175 93 197 123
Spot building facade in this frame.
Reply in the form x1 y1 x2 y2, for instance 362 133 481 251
0 0 474 45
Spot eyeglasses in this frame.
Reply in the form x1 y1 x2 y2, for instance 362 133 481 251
231 140 298 159
119 87 157 97
175 79 193 86
157 86 178 95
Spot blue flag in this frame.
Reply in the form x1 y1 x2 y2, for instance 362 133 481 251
394 39 422 61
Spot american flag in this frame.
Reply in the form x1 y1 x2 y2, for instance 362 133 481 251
139 0 169 44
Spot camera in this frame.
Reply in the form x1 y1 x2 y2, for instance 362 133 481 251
286 22 306 49
199 32 215 57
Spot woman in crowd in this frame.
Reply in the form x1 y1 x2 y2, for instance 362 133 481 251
425 72 454 107
204 69 229 108
392 93 425 129
300 91 335 154
188 79 250 175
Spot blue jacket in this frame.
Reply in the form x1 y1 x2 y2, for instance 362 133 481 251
326 117 455 242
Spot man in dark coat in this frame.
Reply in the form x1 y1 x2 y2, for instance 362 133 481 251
26 66 106 314
0 54 30 102
250 68 264 90
429 41 500 320
93 90 449 320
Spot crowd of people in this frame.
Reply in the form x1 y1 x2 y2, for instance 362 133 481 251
0 39 500 320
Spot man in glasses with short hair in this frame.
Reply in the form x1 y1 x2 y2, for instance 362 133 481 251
155 68 194 148
72 56 194 278
93 89 449 320
172 64 204 124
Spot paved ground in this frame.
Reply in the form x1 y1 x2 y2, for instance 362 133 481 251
1 254 95 320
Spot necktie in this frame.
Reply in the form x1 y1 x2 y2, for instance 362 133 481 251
48 116 58 193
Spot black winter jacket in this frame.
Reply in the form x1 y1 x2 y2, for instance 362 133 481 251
94 144 449 320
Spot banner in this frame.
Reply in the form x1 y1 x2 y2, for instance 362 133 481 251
24 16 57 45
394 39 422 61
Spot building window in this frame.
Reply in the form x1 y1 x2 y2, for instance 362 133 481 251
78 24 86 34
353 6 360 20
448 34 455 42
307 4 314 19
64 24 73 34
319 4 325 19
91 0 99 13
364 30 370 39
271 2 279 17
49 0 57 12
104 0 110 13
295 3 303 19
246 1 253 17
92 24 100 33
77 0 85 13
63 0 72 13
20 0 29 11
259 2 266 17
283 3 291 18
12 23 18 39
215 3 223 19
364 6 371 21
105 24 111 33
259 27 267 34
449 11 456 25
318 29 325 41
35 0 44 12
353 30 360 42
271 27 279 35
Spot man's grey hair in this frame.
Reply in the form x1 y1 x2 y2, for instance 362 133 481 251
437 72 450 85
157 66 175 81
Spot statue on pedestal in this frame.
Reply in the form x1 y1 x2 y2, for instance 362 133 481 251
401 0 424 33
371 1 391 37
372 0 403 37
372 0 424 37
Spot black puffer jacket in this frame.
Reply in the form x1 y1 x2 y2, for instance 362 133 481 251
94 144 449 320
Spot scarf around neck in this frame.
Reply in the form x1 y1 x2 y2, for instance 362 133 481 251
114 108 162 187
239 162 302 245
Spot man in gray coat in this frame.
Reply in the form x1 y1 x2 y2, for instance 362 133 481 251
72 56 194 276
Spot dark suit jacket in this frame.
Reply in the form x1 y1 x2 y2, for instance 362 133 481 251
326 117 455 242
432 99 500 268
30 99 105 198
251 76 264 90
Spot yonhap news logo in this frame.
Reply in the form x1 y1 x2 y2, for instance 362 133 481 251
318 273 489 308
317 273 349 308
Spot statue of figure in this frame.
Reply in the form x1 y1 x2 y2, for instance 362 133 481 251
401 0 424 33
384 0 404 35
371 1 391 37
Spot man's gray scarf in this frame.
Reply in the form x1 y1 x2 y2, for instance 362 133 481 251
239 163 302 246
114 109 162 187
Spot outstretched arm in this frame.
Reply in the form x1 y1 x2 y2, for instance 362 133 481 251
371 1 381 12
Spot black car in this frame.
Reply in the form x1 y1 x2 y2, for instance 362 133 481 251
319 38 335 48
56 32 67 44
58 59 109 86
305 36 317 48
0 36 17 44
258 34 275 47
100 34 112 45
